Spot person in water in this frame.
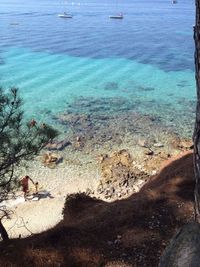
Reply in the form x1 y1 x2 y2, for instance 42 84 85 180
20 175 35 199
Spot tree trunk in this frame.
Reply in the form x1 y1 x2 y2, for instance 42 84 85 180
0 220 9 241
159 1 200 266
159 223 200 267
193 0 200 223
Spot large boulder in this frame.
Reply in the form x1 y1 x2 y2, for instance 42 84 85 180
100 149 133 183
97 150 149 199
159 223 200 267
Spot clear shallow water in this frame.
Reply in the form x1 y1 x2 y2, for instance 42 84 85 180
0 0 196 136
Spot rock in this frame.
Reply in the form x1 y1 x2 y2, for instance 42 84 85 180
178 140 193 150
135 179 144 186
46 140 71 151
42 152 63 167
32 197 39 201
100 149 133 182
159 223 200 267
114 239 121 245
85 188 92 195
132 185 140 193
110 187 115 194
154 143 164 148
97 149 150 200
138 139 149 148
107 241 113 246
73 136 85 149
171 137 193 150
97 154 108 163
145 149 154 156
152 170 157 175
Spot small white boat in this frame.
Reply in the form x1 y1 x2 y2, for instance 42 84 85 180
109 13 123 19
58 12 73 18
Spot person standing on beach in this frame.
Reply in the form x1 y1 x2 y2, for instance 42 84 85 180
20 175 35 199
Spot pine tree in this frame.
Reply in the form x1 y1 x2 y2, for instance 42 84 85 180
0 88 58 240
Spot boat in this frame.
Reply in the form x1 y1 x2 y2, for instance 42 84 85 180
172 0 178 3
58 12 73 18
109 0 124 19
109 13 123 19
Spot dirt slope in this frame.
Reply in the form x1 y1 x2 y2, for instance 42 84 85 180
0 152 195 267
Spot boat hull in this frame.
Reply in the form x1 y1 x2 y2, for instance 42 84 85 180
58 14 73 18
109 15 123 19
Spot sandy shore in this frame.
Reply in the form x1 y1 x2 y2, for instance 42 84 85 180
2 151 100 238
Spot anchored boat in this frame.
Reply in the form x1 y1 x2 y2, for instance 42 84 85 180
109 13 123 19
58 12 73 18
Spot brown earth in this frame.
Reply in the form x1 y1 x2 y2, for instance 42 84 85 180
0 151 195 267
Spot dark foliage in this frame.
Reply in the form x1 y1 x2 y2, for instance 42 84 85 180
0 88 58 240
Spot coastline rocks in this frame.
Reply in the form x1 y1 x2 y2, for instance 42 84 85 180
54 96 193 156
100 149 133 183
97 150 149 199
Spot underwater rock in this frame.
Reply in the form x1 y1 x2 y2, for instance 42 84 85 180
138 139 149 148
104 82 119 91
153 143 164 148
0 58 5 65
137 86 155 92
73 136 85 149
46 140 71 151
54 95 194 156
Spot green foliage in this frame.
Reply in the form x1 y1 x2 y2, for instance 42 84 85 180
0 87 58 190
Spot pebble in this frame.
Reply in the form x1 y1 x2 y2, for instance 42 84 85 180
133 185 139 193
145 150 154 156
138 139 148 147
135 179 143 186
153 143 164 148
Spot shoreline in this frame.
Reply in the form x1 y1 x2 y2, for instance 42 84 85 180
1 113 193 239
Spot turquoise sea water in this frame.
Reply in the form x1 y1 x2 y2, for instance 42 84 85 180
0 0 196 136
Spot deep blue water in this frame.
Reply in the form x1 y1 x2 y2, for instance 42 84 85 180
0 0 196 136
